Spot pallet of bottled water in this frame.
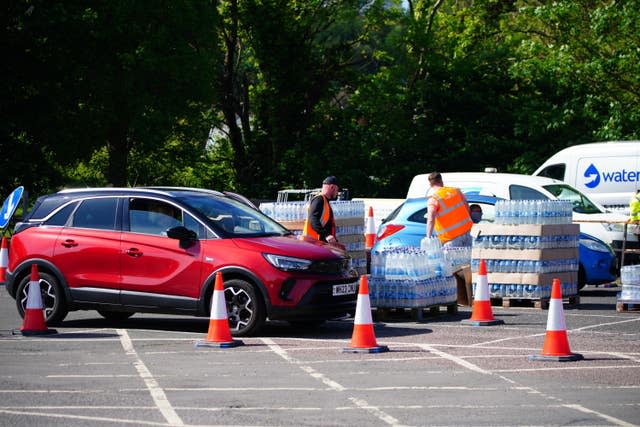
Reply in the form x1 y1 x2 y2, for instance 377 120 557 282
259 200 367 273
471 205 580 304
259 200 365 223
617 265 640 312
494 199 573 225
369 275 457 308
368 239 457 308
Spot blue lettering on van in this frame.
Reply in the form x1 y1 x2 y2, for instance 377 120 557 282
583 163 640 188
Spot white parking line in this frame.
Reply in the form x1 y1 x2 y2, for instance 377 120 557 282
562 403 639 427
261 337 407 427
414 343 638 427
118 329 183 426
415 343 491 374
0 409 173 426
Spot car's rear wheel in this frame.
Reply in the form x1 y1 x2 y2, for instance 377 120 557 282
16 270 68 325
223 279 266 337
97 310 135 321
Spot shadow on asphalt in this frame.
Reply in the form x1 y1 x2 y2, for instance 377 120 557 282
55 313 441 339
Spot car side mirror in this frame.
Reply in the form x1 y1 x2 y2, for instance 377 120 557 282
166 226 197 249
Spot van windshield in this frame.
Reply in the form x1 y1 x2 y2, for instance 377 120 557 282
542 184 602 214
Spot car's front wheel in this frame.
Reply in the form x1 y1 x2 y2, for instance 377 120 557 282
222 279 266 337
16 270 68 325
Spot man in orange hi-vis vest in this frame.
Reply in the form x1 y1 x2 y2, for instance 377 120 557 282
302 176 341 246
426 172 473 248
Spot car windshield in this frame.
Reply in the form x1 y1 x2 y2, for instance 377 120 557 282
542 184 603 214
174 193 290 237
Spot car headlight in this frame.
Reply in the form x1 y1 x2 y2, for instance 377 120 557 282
580 238 612 253
264 253 312 271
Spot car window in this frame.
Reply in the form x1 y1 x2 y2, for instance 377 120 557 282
407 207 428 224
29 196 71 220
542 184 602 214
44 202 78 226
474 202 496 223
129 198 182 236
71 198 118 230
509 185 548 200
175 193 287 237
184 211 209 239
536 163 565 181
381 203 405 224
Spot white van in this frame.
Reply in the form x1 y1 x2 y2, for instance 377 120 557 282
406 172 635 260
533 141 640 213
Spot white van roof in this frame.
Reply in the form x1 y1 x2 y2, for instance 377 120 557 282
406 172 567 199
533 141 639 168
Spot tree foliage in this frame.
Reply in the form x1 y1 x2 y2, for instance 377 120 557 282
2 0 639 202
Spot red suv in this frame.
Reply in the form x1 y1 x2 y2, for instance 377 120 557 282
4 188 358 335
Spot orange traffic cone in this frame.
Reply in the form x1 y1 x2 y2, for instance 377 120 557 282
529 278 583 362
0 236 8 284
17 265 57 336
365 206 377 250
342 275 388 353
196 272 244 348
461 259 504 326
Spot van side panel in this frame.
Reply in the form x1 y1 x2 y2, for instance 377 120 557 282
534 141 640 212
575 155 639 208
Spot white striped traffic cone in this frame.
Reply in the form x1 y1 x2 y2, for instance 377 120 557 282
529 278 583 362
365 206 376 250
0 236 8 284
461 259 504 326
196 272 244 348
17 265 57 336
342 275 388 353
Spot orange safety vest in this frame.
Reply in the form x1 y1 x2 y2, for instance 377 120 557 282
302 195 336 241
431 186 472 243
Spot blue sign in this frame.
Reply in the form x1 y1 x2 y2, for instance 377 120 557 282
0 186 24 229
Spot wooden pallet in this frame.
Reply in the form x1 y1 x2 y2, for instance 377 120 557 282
373 303 458 321
616 300 640 312
491 294 580 309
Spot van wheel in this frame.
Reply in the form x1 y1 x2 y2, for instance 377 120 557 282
222 279 266 337
16 271 68 325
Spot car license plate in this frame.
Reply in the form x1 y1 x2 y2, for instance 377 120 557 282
332 282 357 296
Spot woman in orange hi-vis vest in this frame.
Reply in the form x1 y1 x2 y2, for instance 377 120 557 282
302 176 340 244
426 172 473 247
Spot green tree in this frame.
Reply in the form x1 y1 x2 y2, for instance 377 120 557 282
509 0 640 168
1 0 219 196
212 0 372 197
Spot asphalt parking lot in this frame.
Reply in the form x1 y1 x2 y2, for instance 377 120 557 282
0 284 639 427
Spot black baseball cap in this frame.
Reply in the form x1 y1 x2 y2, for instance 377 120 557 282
323 176 338 186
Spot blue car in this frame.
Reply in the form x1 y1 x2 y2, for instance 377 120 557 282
372 195 617 289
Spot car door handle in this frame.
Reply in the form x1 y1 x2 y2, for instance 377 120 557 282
126 248 143 257
61 239 78 248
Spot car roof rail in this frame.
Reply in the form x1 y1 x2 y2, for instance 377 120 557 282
57 187 170 196
143 186 225 197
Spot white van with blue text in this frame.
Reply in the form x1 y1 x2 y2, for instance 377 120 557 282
406 172 635 262
533 141 640 213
